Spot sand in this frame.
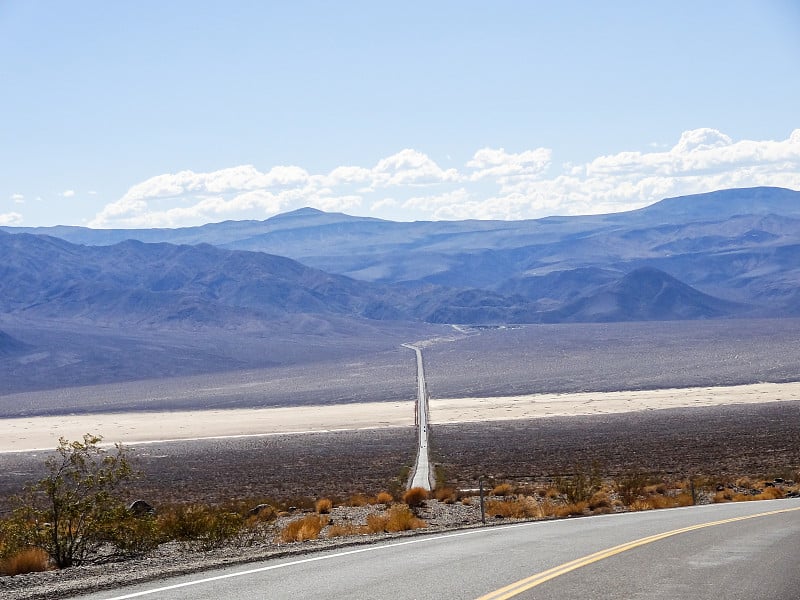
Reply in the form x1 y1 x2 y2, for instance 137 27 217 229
2 381 799 453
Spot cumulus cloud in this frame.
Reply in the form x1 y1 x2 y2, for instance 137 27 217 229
11 193 25 204
0 212 23 226
90 128 800 228
466 147 551 182
61 190 76 198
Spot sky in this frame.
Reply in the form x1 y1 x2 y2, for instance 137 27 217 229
1 1 799 229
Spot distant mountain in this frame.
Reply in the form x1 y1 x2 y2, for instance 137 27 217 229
542 267 744 322
0 231 543 328
2 186 798 318
627 186 800 222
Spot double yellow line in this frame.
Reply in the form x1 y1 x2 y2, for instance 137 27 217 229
477 505 800 600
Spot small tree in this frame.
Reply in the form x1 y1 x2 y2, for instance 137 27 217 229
13 434 134 568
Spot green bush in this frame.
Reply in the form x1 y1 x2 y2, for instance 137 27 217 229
9 434 135 568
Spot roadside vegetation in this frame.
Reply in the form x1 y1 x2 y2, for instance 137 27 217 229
1 435 798 577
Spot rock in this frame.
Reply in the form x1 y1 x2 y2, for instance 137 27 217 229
128 499 155 516
248 503 272 516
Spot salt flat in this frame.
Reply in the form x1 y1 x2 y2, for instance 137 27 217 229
2 381 799 453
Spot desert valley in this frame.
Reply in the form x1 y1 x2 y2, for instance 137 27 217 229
2 187 800 598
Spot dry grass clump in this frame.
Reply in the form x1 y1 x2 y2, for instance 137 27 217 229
346 493 371 507
326 523 363 538
543 487 560 499
434 487 457 504
402 487 429 508
644 483 667 495
365 505 427 533
491 483 513 497
279 514 329 543
553 501 588 518
629 499 655 511
315 498 333 514
375 491 394 505
588 491 612 511
729 486 785 502
0 548 51 576
486 498 533 519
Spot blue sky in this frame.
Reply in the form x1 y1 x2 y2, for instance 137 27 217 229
1 1 799 228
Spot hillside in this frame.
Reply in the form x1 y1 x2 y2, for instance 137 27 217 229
542 267 744 322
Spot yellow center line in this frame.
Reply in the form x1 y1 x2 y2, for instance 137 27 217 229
476 506 800 600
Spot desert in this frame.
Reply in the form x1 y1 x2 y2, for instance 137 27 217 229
2 381 800 454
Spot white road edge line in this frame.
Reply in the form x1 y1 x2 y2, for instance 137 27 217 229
94 523 535 600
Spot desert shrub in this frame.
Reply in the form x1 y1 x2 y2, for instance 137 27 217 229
629 499 655 511
346 494 371 507
326 523 363 538
644 483 667 495
9 434 135 568
245 503 278 525
402 487 428 508
486 497 542 519
365 513 388 534
491 483 513 497
158 504 243 550
385 505 426 531
279 515 328 543
758 486 784 500
364 505 426 533
434 487 457 503
0 547 51 576
588 491 612 511
672 493 695 507
105 512 161 557
555 463 602 504
544 487 560 499
375 491 394 505
315 498 333 514
713 489 734 503
615 471 649 506
554 502 588 517
733 486 785 502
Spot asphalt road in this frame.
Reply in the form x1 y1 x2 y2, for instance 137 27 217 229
403 343 432 490
70 499 800 600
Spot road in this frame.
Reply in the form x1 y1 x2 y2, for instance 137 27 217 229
70 499 800 600
402 343 433 490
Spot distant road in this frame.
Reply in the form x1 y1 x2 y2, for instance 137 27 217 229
403 343 433 490
70 499 800 599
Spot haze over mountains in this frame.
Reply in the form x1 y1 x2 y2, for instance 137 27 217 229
1 186 799 397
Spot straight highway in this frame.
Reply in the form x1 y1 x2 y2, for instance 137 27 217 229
402 343 433 490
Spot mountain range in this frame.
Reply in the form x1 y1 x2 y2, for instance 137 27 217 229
3 186 799 325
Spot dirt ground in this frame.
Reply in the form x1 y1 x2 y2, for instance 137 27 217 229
2 401 798 514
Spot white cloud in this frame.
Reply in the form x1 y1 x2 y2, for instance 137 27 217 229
61 190 76 198
372 149 460 187
0 212 23 226
466 147 551 182
90 129 800 227
11 193 24 204
370 198 398 212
